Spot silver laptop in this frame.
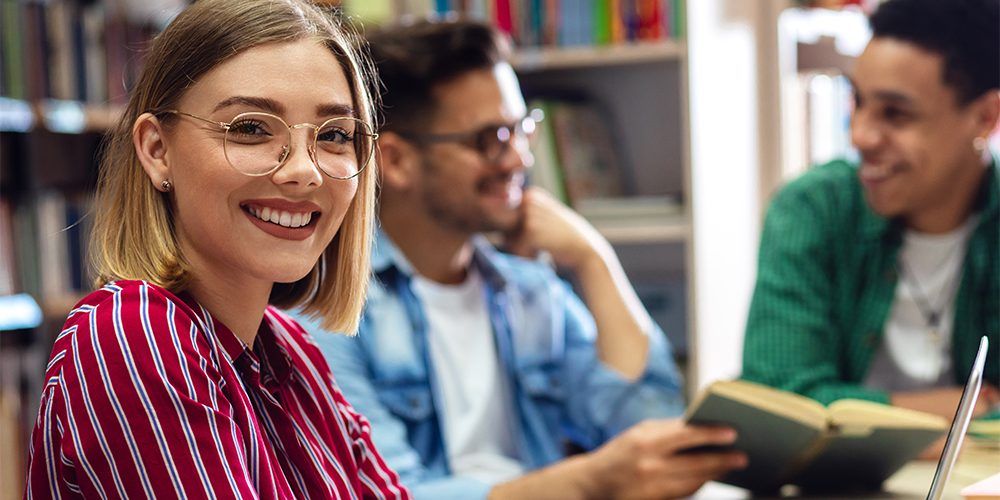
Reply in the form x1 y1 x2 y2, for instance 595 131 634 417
927 335 989 500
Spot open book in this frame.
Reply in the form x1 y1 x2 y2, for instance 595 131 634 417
685 380 948 492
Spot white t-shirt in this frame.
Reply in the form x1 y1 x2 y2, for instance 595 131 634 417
411 269 524 485
865 217 978 392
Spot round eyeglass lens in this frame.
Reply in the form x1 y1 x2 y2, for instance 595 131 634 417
224 112 291 176
223 112 374 178
313 117 374 179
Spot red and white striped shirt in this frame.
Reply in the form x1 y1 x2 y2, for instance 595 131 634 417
25 280 410 499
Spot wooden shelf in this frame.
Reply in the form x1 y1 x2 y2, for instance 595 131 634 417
590 214 690 244
513 40 686 72
0 98 123 133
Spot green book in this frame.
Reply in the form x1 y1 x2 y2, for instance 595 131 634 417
526 101 568 204
670 0 685 40
592 0 611 46
1 0 25 99
686 380 947 493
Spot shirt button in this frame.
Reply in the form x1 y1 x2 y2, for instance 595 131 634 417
883 268 897 282
865 331 879 347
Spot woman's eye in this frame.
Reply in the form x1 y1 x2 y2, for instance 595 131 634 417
318 128 352 144
230 120 269 136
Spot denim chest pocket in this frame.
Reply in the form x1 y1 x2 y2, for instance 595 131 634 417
379 384 435 421
519 367 565 402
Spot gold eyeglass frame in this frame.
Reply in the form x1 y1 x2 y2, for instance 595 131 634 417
154 109 378 180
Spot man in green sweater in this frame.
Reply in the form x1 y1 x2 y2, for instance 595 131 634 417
743 0 999 423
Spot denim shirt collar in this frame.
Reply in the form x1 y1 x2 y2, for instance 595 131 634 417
372 229 510 289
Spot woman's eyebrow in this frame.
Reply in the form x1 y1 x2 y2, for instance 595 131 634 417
213 96 284 115
317 103 356 118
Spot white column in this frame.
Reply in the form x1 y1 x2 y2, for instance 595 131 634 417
686 0 765 391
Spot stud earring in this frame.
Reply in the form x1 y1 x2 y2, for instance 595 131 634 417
161 179 173 192
973 136 988 152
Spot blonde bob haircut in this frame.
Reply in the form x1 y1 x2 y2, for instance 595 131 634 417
90 0 378 334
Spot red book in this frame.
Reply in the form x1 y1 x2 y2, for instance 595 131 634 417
495 0 512 35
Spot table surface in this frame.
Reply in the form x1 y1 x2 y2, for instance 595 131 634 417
694 443 1000 499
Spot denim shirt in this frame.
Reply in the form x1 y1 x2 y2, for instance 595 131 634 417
295 231 685 499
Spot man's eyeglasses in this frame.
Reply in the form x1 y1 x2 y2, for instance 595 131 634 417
154 110 378 180
398 109 542 164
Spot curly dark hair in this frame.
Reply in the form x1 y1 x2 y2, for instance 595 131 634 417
869 0 999 104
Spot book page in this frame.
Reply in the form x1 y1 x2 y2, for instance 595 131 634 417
690 380 828 432
828 399 947 432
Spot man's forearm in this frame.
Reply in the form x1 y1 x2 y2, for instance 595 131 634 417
488 454 598 500
574 246 652 381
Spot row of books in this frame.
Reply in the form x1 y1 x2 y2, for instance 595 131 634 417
795 0 872 10
0 0 159 104
0 192 93 302
343 0 686 47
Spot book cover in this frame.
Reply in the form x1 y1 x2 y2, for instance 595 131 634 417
686 380 947 492
670 0 685 40
526 100 569 203
547 99 625 205
0 199 16 295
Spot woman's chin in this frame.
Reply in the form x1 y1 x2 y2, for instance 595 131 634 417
257 261 319 286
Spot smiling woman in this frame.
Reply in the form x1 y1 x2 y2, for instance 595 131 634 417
23 0 409 498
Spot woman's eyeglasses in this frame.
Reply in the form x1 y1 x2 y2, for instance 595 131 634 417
155 110 378 180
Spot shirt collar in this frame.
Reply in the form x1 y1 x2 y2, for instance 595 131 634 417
254 313 294 387
372 229 509 289
178 293 292 386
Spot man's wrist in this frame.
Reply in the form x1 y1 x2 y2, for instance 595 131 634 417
564 451 608 499
487 453 607 500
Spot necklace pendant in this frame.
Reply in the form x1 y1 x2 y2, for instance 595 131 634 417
928 328 942 345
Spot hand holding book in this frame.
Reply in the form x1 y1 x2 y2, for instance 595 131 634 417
685 380 948 493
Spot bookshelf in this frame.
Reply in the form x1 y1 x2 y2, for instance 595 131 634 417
0 1 174 496
513 40 685 72
773 5 868 186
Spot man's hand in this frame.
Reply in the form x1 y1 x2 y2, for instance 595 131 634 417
891 384 999 420
582 419 748 499
489 419 747 500
504 187 611 271
894 384 1000 460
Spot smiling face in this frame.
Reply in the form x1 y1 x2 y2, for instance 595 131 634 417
850 38 989 228
413 63 533 234
160 39 359 288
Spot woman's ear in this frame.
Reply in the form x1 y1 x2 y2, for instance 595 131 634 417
133 113 172 192
377 132 421 191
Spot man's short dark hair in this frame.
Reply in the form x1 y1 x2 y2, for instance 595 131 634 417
869 0 999 104
365 20 511 132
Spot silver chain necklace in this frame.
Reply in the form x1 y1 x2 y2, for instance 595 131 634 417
895 245 965 345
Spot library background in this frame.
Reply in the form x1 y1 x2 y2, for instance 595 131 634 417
3 0 970 496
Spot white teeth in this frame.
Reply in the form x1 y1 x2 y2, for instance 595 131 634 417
247 206 314 228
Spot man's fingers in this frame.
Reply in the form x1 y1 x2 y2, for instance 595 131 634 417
626 452 745 500
655 423 739 454
666 451 747 477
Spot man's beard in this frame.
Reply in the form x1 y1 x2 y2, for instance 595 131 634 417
419 158 521 234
